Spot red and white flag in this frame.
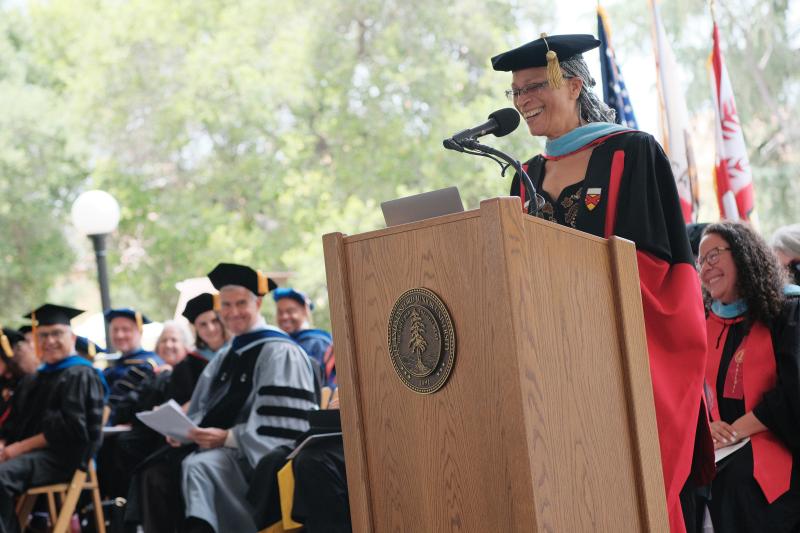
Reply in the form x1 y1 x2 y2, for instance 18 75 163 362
709 22 754 221
651 0 699 223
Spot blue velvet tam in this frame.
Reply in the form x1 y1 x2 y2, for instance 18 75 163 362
273 287 314 311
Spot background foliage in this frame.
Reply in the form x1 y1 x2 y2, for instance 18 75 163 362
0 0 797 330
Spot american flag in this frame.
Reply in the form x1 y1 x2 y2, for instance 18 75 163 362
597 6 638 129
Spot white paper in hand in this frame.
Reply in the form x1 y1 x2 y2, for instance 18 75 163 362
136 399 198 444
715 437 750 463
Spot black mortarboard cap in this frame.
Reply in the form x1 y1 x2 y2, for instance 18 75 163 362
1 327 23 359
17 325 32 335
23 304 84 326
207 263 277 296
75 336 106 358
182 293 217 323
686 223 710 260
104 308 151 331
491 34 600 72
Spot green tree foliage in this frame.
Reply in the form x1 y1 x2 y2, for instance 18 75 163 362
0 0 553 326
0 0 796 328
0 8 87 322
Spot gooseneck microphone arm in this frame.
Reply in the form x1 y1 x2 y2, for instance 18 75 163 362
446 138 542 216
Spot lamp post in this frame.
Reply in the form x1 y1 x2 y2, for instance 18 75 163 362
71 190 120 350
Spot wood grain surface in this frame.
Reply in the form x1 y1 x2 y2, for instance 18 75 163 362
323 197 669 532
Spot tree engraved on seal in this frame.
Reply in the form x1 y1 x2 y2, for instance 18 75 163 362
388 288 456 394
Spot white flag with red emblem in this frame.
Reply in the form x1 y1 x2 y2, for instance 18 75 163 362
651 0 699 222
709 22 754 221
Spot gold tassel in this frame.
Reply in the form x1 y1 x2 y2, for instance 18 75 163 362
31 313 41 360
257 270 268 296
88 341 96 359
135 311 144 333
540 33 564 89
0 326 12 359
212 293 221 311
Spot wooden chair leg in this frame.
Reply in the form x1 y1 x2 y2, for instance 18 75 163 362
47 492 58 526
52 470 87 533
16 493 36 529
89 464 106 533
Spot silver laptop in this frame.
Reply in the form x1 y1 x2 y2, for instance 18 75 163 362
381 187 465 227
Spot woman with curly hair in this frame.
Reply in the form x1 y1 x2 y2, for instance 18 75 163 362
698 221 800 532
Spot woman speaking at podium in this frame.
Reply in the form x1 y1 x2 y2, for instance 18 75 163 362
491 34 713 533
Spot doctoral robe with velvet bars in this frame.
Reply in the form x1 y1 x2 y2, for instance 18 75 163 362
181 325 317 533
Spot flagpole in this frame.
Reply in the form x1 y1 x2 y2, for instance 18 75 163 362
648 0 670 155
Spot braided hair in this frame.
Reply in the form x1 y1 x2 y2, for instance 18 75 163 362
560 56 617 124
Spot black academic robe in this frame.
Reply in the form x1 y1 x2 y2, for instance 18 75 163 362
100 353 210 499
0 364 104 533
511 130 714 533
705 297 800 532
105 349 163 429
168 352 210 405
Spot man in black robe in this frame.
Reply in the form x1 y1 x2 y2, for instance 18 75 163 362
0 304 105 533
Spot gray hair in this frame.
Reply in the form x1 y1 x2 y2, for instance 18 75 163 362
771 224 800 257
560 56 617 124
158 320 195 351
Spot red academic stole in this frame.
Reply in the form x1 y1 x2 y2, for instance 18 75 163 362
705 313 793 502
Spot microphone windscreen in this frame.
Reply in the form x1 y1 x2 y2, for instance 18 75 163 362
488 108 521 137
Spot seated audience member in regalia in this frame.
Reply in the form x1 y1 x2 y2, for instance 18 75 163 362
175 293 230 399
274 287 335 388
699 222 800 532
101 320 196 502
0 328 38 426
103 307 163 420
771 224 800 286
127 263 316 533
0 304 106 533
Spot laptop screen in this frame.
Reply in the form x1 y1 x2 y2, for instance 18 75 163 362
381 187 465 227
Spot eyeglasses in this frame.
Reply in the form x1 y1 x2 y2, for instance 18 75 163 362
36 328 69 341
505 81 550 101
696 247 731 269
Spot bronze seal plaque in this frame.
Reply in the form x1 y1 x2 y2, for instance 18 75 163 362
387 288 456 394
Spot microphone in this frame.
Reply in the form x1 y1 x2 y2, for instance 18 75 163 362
444 108 520 148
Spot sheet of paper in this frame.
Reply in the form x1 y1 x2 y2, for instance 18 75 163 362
136 399 197 444
715 437 750 463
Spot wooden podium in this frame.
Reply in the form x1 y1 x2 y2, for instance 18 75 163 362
323 197 668 532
